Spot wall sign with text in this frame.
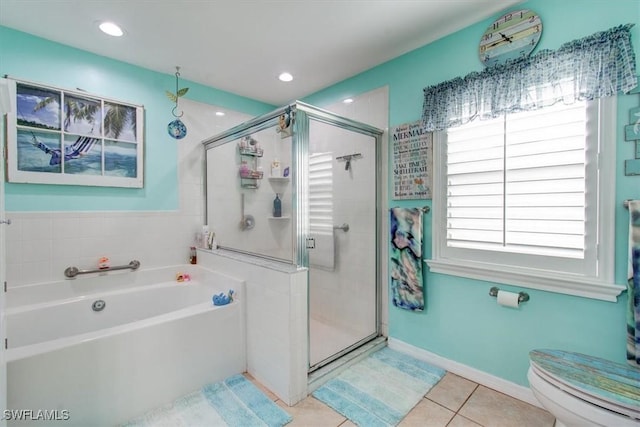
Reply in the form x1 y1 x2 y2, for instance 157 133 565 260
391 120 432 200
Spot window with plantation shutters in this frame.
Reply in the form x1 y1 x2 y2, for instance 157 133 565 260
309 152 333 235
447 101 590 258
429 98 623 301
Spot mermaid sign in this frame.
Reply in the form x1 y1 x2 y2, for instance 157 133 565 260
391 120 433 200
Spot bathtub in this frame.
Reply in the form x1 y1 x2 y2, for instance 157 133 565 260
5 264 246 426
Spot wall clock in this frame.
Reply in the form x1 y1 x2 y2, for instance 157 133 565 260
479 9 542 67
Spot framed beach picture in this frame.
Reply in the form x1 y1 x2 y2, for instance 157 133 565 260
3 77 144 188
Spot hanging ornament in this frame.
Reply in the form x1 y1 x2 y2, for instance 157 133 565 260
166 66 189 139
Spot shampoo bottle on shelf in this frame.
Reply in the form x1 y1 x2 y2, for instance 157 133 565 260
271 159 281 177
273 193 282 217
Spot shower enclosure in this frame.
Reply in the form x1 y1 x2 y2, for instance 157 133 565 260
203 102 383 372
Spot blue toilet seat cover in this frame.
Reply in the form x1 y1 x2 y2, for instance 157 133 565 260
530 349 640 410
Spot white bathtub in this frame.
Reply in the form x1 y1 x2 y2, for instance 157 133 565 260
5 264 246 426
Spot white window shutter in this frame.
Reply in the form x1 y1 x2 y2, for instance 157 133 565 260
309 153 333 235
445 101 589 259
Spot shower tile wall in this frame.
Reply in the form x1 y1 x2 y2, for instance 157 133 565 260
206 126 293 262
5 100 252 289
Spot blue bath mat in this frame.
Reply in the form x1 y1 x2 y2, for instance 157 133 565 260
121 374 292 427
313 347 445 426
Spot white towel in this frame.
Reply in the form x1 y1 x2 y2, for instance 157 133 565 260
309 232 335 271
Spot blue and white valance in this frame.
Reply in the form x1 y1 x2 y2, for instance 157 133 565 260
422 24 637 131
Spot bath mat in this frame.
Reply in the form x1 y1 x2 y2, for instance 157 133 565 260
121 374 292 427
313 347 445 426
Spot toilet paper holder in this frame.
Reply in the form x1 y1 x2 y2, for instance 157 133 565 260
489 286 530 303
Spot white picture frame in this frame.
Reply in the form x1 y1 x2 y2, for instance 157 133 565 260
4 77 144 188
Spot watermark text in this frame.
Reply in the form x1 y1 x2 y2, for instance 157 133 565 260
3 409 70 421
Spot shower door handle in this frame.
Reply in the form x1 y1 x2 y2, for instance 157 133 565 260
333 223 349 232
0 219 11 225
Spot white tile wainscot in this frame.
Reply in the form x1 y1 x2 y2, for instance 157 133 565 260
197 249 308 406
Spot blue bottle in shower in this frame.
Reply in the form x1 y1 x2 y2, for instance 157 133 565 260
273 193 282 217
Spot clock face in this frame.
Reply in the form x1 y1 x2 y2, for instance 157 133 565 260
479 9 542 67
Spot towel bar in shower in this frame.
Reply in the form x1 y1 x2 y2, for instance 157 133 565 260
64 260 141 278
333 223 350 232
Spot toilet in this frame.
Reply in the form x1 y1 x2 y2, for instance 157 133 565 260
528 349 640 427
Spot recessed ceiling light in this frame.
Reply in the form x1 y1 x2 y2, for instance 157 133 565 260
215 111 225 117
343 98 354 104
99 21 124 37
278 72 293 82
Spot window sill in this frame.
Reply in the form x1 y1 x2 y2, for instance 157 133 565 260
425 258 625 302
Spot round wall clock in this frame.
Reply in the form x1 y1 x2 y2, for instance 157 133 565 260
479 9 542 67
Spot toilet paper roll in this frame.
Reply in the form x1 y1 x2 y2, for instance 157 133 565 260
497 290 520 308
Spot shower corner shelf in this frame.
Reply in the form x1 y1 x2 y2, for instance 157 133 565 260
268 176 290 183
268 216 290 220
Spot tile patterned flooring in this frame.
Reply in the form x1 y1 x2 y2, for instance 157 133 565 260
247 372 555 427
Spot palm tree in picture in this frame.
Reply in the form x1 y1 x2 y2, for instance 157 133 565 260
33 96 135 139
34 95 100 133
104 103 136 140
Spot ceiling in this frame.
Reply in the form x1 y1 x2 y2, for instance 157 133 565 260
0 0 522 106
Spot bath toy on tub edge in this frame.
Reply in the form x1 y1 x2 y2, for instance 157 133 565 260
176 272 191 282
98 256 110 270
213 289 235 306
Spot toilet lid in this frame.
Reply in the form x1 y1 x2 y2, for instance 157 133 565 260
530 349 640 417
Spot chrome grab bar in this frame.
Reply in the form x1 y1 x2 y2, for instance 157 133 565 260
64 260 141 278
333 223 349 232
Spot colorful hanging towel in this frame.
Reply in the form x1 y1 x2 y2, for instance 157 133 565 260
627 200 640 367
390 207 424 311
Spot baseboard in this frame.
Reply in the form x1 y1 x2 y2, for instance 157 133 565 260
388 338 543 409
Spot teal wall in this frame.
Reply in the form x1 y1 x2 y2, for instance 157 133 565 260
2 0 639 388
306 0 640 386
0 26 274 212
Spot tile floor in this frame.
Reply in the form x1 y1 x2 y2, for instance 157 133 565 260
246 372 555 427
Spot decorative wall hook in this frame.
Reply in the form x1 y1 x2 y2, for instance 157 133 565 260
166 66 189 140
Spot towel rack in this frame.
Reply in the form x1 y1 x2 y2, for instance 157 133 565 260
624 199 637 209
64 260 141 278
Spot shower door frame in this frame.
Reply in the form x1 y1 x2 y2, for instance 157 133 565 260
294 102 384 373
202 101 384 372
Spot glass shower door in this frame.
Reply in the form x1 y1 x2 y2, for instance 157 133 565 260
307 118 378 370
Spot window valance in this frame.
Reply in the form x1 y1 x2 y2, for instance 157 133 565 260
422 24 637 132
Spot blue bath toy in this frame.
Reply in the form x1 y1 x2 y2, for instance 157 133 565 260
213 289 234 306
